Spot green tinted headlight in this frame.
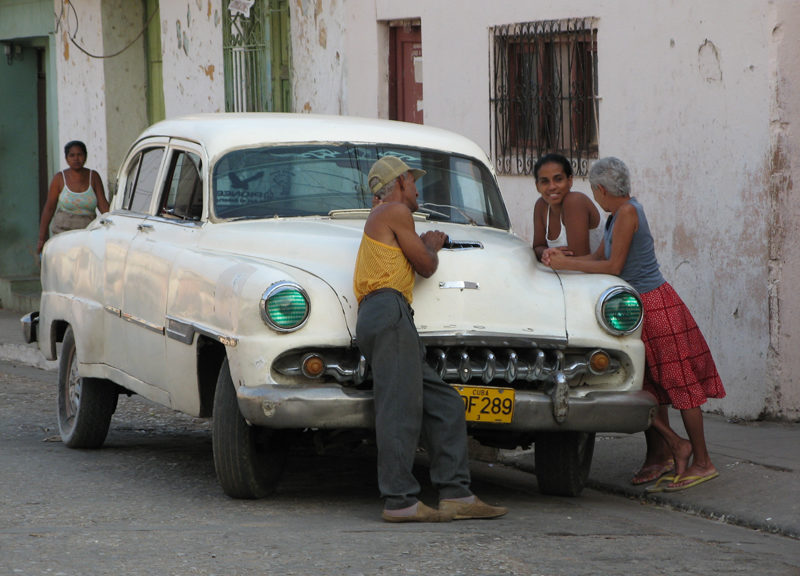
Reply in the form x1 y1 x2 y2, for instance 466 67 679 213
261 282 310 332
596 287 643 335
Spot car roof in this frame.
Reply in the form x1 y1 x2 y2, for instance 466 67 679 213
137 113 493 167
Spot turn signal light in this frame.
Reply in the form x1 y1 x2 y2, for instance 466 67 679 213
302 353 325 378
588 350 610 374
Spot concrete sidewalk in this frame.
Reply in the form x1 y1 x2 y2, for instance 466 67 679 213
0 307 797 539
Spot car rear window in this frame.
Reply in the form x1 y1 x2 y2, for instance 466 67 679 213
212 144 510 229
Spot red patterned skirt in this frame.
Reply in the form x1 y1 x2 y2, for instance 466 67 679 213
641 282 725 409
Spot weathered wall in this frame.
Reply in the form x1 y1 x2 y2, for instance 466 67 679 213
300 0 798 419
767 0 800 419
101 0 148 195
54 0 109 185
290 0 348 114
159 0 225 117
102 0 148 196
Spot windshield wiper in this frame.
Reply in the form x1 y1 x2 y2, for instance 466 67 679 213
418 202 478 225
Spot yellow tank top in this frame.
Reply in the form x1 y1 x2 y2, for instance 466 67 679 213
353 233 415 304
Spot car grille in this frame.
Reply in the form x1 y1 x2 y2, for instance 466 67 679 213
273 345 620 390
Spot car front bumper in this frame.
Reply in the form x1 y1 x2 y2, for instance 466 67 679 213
236 385 656 433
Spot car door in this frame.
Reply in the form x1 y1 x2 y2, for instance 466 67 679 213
102 140 168 381
121 141 205 393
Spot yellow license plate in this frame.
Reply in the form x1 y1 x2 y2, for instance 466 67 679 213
452 385 515 424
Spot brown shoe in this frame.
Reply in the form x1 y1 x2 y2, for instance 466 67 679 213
381 502 452 523
439 496 508 520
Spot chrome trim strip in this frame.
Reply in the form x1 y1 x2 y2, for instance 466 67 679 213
120 312 165 335
165 315 238 347
104 305 122 317
439 281 479 290
420 331 568 348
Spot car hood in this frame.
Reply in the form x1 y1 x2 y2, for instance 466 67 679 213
198 218 566 341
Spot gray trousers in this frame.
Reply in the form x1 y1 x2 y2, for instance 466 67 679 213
356 289 472 510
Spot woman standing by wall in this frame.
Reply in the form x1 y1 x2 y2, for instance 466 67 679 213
37 140 109 254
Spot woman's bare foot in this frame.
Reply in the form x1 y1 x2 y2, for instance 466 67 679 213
673 438 693 477
631 459 675 485
666 465 719 491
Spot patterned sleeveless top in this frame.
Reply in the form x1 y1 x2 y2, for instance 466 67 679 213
353 233 415 304
56 170 98 216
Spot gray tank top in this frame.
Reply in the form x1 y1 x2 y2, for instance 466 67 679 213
603 197 665 294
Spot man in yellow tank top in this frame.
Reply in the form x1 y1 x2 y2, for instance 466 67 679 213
354 156 507 523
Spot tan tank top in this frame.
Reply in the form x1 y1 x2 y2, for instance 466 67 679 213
353 233 415 304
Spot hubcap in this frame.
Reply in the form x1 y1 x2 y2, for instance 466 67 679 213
65 348 82 422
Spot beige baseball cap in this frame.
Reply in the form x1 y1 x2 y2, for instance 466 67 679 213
367 156 426 194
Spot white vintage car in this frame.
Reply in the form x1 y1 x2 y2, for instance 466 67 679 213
23 113 654 498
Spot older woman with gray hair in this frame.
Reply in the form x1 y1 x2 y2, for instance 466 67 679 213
543 156 725 493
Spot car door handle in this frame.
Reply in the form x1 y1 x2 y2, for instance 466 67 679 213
98 217 113 226
137 222 155 231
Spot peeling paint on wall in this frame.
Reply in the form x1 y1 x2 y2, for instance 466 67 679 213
698 39 722 83
319 21 327 48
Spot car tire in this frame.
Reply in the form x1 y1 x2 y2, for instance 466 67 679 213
212 358 288 499
534 431 595 497
57 326 118 448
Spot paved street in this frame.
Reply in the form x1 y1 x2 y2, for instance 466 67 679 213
1 359 798 576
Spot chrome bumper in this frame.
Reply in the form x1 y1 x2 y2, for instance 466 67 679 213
20 312 38 344
237 385 656 433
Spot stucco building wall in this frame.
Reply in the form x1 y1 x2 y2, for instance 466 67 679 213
768 0 800 416
294 0 798 420
158 1 225 118
54 0 109 184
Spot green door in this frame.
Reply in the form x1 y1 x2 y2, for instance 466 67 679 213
0 44 41 276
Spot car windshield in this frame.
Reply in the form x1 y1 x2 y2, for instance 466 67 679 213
212 143 510 229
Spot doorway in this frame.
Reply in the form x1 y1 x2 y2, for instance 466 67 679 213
389 22 423 124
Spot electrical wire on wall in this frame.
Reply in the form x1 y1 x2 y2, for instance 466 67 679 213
54 1 159 59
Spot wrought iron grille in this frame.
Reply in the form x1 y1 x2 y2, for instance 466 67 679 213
490 19 598 177
223 0 269 112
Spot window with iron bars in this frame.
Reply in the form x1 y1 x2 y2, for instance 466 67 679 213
223 0 291 112
490 19 598 177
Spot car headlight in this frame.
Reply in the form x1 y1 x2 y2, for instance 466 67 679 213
261 281 310 332
596 286 643 335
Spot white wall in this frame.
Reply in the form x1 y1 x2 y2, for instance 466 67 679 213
767 0 800 418
295 0 799 419
54 0 108 181
159 1 225 117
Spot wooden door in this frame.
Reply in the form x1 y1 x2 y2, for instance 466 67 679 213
389 24 423 124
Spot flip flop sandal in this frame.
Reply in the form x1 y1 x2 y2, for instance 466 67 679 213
644 475 676 493
662 472 720 492
631 459 675 485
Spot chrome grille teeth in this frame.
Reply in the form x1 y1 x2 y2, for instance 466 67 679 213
428 347 561 385
481 351 496 384
458 350 471 383
505 351 518 383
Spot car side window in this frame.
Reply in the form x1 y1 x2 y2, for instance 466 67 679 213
124 147 165 213
160 151 203 221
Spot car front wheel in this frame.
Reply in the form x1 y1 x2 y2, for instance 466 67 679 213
57 326 118 448
212 358 288 499
534 431 596 497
